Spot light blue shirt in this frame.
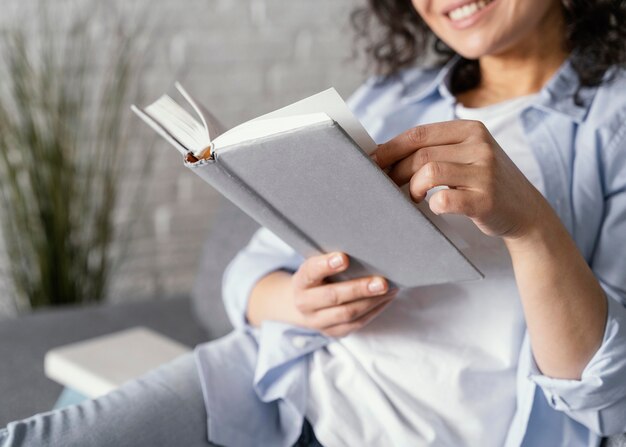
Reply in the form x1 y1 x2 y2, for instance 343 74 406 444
194 57 626 447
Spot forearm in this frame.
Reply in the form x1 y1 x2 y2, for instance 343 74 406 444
505 202 608 380
246 270 299 327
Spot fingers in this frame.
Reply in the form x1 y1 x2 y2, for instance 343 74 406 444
291 252 399 338
386 143 482 186
294 275 390 313
374 120 486 169
292 252 349 289
428 188 483 216
408 161 480 202
311 288 398 333
320 294 396 338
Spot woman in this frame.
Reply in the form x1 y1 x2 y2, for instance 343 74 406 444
231 0 626 445
2 0 626 446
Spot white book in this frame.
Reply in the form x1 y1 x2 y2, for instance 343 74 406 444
44 327 190 398
132 85 482 288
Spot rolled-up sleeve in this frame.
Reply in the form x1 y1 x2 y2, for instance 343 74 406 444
525 296 626 436
523 122 626 437
221 227 305 330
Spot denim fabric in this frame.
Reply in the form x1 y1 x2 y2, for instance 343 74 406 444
0 352 322 447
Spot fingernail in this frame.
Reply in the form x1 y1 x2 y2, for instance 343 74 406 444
368 278 384 293
370 153 378 164
329 254 343 269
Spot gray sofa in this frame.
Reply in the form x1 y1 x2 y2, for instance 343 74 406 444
0 197 257 427
0 197 624 446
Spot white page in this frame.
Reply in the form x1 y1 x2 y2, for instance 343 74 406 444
249 88 377 154
144 95 209 154
131 105 190 156
175 82 226 142
134 86 377 158
215 113 332 150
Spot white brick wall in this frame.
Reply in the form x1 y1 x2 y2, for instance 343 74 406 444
0 0 366 317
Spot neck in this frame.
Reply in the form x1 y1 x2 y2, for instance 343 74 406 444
457 4 569 108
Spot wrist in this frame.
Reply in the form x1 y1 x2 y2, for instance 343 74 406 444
247 270 298 327
504 200 564 254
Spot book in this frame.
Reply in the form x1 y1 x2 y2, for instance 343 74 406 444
131 84 482 288
44 327 190 398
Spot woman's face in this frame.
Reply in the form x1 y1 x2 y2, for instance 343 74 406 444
411 0 563 59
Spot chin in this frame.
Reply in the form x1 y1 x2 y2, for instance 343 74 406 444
441 36 494 60
451 46 487 60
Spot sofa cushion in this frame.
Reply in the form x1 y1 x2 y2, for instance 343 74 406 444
0 296 208 427
191 197 260 337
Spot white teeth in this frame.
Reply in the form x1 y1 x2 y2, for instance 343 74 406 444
448 0 492 21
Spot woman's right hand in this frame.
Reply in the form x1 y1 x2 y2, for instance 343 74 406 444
288 252 399 338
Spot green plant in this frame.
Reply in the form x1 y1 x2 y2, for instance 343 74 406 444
0 5 145 310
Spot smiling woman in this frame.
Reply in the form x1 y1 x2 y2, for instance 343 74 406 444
353 0 626 92
242 0 626 445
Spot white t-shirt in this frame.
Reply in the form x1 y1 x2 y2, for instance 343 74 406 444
455 94 545 192
306 94 545 446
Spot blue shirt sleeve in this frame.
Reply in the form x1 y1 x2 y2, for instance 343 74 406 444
521 120 626 437
221 227 305 331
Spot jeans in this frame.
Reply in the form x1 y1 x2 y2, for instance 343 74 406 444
0 353 322 447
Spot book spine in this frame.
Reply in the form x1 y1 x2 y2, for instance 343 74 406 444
185 157 324 259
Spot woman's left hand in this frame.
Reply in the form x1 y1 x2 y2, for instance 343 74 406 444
371 120 548 241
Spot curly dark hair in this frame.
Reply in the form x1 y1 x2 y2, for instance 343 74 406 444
351 0 626 94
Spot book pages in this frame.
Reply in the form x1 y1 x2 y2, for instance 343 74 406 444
250 88 378 154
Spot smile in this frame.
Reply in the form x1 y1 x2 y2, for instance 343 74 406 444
446 0 496 22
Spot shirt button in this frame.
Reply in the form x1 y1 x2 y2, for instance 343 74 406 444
291 335 309 349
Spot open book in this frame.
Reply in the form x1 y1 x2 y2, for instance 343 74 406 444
132 85 482 288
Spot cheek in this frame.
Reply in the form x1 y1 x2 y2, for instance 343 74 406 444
411 0 437 23
411 0 449 44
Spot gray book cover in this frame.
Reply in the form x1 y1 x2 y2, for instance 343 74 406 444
133 85 482 289
186 120 482 288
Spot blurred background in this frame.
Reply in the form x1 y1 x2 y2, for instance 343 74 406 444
0 0 365 319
